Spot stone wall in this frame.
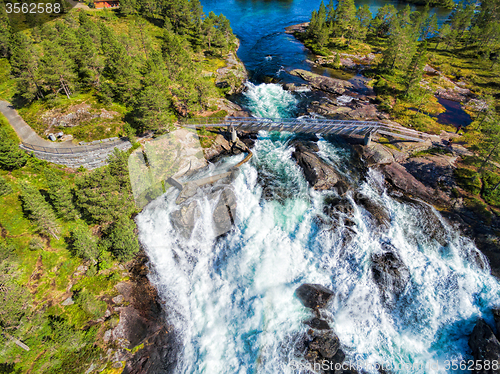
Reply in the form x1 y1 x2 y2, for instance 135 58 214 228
20 141 132 169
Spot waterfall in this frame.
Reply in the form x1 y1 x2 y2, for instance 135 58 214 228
136 84 500 374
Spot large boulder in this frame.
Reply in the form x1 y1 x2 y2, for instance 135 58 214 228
171 186 237 238
295 284 334 310
354 194 390 227
304 318 332 330
212 187 237 237
171 199 200 238
381 162 449 207
309 332 341 359
292 143 343 191
371 244 410 305
354 143 394 167
469 319 500 374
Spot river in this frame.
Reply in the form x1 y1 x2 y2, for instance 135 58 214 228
201 0 454 82
135 1 500 373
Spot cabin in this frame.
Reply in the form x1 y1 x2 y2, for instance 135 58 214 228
93 0 119 8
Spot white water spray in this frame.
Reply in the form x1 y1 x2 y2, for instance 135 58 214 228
136 85 500 374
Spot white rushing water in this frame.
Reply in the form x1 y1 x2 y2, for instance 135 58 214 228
136 84 500 373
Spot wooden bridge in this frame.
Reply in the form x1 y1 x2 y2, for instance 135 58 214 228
182 117 429 144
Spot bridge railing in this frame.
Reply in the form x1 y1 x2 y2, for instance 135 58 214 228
179 116 429 139
20 138 129 155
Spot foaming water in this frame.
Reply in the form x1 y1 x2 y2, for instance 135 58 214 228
242 82 298 118
137 135 500 374
137 83 500 373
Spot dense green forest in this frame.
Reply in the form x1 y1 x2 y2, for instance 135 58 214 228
0 0 239 136
301 0 500 215
0 1 239 372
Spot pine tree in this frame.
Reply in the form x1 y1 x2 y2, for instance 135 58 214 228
44 169 80 221
0 128 28 171
119 0 138 15
434 23 452 51
107 216 139 262
355 5 373 41
334 0 357 40
0 7 10 58
382 9 419 72
405 42 428 95
70 225 98 262
100 24 141 105
75 150 135 226
370 4 396 37
20 183 60 239
134 52 175 132
40 39 77 99
77 13 104 90
9 33 44 101
420 13 438 40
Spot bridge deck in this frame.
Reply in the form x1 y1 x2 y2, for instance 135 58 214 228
182 117 428 142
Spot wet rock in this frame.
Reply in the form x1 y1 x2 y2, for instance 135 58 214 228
323 196 355 219
468 319 500 373
371 244 410 305
212 187 237 237
175 182 199 205
304 318 332 330
493 309 500 337
354 194 390 227
203 134 232 163
284 22 309 34
172 186 237 238
309 332 341 359
171 199 200 238
292 146 341 190
122 327 178 374
295 284 334 310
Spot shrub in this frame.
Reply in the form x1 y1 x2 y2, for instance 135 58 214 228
0 175 12 196
0 128 27 170
74 289 107 319
454 167 482 195
69 225 99 262
481 170 500 207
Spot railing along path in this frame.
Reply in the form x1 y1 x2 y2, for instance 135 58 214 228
181 117 428 142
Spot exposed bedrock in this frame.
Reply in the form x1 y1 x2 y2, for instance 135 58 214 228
468 319 500 374
371 243 410 306
291 141 349 193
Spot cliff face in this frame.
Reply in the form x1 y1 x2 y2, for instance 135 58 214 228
103 253 179 374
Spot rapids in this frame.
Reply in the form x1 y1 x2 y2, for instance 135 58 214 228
136 83 500 374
